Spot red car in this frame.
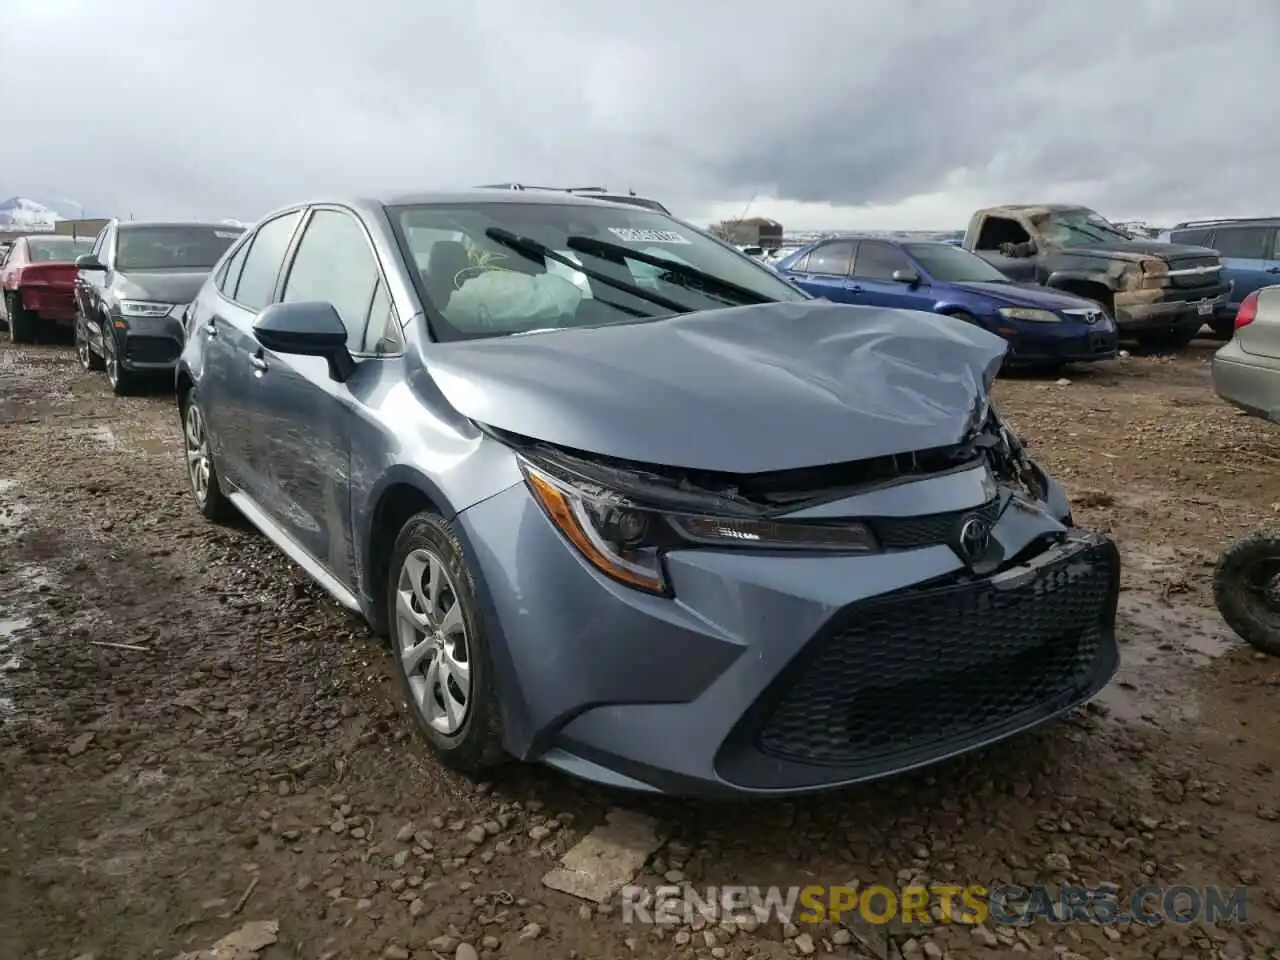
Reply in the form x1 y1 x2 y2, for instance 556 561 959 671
1 234 95 343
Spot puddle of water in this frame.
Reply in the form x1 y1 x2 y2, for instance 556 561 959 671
18 564 57 592
0 478 30 537
1095 591 1235 725
0 615 31 674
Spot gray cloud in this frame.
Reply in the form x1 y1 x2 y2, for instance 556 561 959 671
1 0 1275 225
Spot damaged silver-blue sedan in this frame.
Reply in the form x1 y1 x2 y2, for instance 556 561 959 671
176 190 1121 797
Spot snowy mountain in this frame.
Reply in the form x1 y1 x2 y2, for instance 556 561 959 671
0 197 62 231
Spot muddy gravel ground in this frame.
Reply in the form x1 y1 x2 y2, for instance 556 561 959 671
2 340 1279 960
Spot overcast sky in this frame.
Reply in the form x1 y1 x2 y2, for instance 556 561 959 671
1 0 1275 230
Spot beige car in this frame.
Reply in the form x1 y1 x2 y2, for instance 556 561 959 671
1213 285 1280 421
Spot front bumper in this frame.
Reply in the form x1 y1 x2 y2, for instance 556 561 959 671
116 311 186 372
1004 324 1118 366
1116 283 1230 334
455 463 1121 797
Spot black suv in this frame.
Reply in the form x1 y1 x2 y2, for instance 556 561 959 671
73 220 244 393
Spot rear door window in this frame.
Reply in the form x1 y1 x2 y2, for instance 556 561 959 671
851 241 914 280
1214 226 1270 260
805 241 855 277
233 211 303 309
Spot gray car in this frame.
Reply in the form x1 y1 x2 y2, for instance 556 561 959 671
176 191 1121 797
1212 285 1280 420
73 219 245 393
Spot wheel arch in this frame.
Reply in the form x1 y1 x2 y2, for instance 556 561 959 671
1047 272 1117 311
360 467 458 635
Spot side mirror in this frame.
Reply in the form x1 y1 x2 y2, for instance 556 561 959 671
892 267 921 286
76 254 106 271
253 301 355 382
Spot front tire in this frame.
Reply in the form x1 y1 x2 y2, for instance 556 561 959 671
179 389 233 522
1213 532 1280 657
386 512 505 772
1135 324 1200 352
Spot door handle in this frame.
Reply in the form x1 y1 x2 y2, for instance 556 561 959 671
1267 266 1280 274
203 320 217 336
249 353 268 374
847 283 864 293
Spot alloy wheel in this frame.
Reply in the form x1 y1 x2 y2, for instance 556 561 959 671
75 319 91 370
395 548 471 734
184 403 211 505
104 335 119 387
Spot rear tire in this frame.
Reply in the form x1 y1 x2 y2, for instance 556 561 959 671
5 292 37 344
386 511 506 773
75 312 104 371
1213 532 1280 657
179 387 233 523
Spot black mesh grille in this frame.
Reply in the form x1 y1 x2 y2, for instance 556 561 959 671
1169 255 1219 270
125 336 180 363
1167 257 1222 289
868 497 1001 550
753 539 1117 767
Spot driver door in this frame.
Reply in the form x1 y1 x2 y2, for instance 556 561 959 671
848 241 937 312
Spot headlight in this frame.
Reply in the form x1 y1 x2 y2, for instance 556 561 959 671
119 300 176 318
998 307 1060 323
520 459 877 595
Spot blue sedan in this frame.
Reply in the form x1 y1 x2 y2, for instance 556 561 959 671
775 237 1119 368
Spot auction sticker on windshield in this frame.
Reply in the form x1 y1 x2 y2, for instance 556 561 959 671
607 227 691 245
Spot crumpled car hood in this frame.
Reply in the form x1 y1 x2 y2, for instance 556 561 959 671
424 301 1008 474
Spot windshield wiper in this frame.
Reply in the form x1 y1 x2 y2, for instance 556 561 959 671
483 228 690 315
566 235 776 306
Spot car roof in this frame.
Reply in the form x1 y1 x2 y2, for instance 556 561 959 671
795 235 956 249
117 220 246 231
245 190 672 232
377 189 644 210
1169 217 1280 229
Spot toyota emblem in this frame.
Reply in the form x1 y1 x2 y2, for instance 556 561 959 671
958 516 992 563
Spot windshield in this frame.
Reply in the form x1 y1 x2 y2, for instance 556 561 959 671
27 237 93 262
1035 209 1133 247
904 242 1011 283
390 202 806 340
116 225 244 270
